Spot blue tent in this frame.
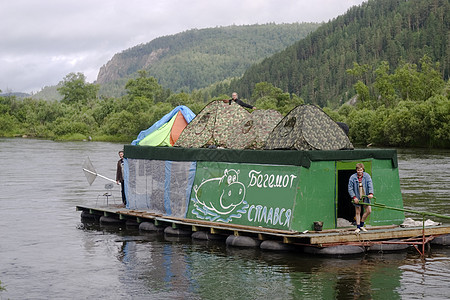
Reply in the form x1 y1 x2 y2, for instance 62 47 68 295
131 105 196 145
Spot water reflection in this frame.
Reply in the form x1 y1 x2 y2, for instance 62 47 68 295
78 220 414 299
92 219 449 300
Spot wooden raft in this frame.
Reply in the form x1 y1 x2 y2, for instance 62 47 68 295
76 205 450 246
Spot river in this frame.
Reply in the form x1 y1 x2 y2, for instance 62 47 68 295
0 138 449 299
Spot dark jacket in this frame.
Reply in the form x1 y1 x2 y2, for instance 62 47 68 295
116 158 124 182
229 98 254 109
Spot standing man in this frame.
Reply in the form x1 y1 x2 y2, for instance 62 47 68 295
227 92 256 109
116 150 126 206
348 163 374 233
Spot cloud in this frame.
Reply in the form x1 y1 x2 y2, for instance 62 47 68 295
0 0 365 93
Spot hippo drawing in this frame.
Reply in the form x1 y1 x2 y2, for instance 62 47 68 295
192 169 247 221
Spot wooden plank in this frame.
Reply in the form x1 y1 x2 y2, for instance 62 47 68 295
116 210 161 218
309 226 450 244
161 215 299 235
309 224 398 234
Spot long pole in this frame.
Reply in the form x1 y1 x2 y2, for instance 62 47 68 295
357 198 449 256
82 168 117 184
359 201 450 220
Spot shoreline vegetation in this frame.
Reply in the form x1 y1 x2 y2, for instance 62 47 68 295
1 58 449 148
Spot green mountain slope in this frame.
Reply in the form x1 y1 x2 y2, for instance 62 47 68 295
228 0 449 107
96 23 320 97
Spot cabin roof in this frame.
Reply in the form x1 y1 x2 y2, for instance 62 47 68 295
124 145 398 168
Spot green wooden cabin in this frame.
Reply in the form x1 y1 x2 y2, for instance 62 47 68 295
123 146 404 232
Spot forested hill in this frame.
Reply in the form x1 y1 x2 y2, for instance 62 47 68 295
227 0 449 107
96 23 320 97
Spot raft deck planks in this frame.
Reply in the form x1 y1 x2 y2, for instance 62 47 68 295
76 205 450 246
303 226 450 244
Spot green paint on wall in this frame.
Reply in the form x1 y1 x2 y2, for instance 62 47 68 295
187 161 301 230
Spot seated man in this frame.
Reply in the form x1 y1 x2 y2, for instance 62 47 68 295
225 92 256 109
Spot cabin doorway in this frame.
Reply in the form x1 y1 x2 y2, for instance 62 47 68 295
337 170 356 224
336 161 372 227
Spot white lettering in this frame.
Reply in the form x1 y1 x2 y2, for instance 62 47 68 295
256 174 263 187
278 208 285 225
273 207 280 225
268 174 275 188
248 205 255 222
290 175 297 187
266 207 273 224
260 206 268 222
275 175 283 187
248 170 297 189
249 172 257 186
254 205 263 221
246 205 292 228
284 209 291 226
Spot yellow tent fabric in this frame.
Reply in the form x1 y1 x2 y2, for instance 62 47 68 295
139 113 178 146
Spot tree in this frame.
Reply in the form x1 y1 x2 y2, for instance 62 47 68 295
57 72 99 105
125 70 162 102
252 82 304 114
166 92 190 107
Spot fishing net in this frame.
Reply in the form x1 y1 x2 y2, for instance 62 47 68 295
82 157 97 186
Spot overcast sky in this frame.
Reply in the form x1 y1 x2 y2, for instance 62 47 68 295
0 0 365 94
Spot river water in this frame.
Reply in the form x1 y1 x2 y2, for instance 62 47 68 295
0 138 449 299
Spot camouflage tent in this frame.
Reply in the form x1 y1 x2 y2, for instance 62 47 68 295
265 104 353 150
174 100 282 149
238 109 283 149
